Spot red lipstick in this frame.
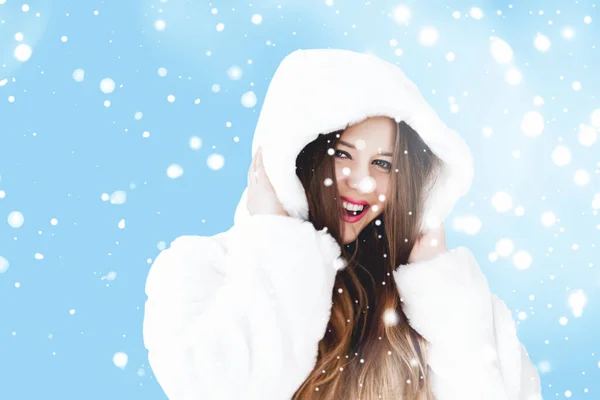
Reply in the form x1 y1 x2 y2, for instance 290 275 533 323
341 196 370 223
341 196 369 205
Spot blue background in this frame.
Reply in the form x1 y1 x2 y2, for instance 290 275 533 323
1 0 599 398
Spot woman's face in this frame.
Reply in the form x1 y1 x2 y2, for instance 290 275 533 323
334 117 397 244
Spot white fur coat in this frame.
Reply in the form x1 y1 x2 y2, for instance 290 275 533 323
143 49 542 400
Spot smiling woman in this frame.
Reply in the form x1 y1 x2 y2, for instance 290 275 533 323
143 49 542 400
295 116 443 248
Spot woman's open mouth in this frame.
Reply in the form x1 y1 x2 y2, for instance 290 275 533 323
341 198 370 223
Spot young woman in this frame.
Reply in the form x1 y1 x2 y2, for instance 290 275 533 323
143 49 542 399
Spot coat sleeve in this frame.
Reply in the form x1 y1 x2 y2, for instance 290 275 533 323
142 215 344 400
393 246 542 400
490 295 542 400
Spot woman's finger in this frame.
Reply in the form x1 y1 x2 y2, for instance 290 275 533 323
256 147 263 170
248 151 256 186
254 148 263 182
253 149 262 184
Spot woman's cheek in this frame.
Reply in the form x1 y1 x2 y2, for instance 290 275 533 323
377 178 388 198
334 163 344 182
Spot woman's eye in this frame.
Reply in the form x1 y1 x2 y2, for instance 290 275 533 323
334 149 350 159
374 160 392 170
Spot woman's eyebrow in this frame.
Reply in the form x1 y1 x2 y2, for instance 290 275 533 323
338 140 393 157
337 140 355 149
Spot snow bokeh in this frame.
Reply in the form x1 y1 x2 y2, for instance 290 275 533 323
551 145 572 166
251 14 263 25
591 109 600 127
7 211 25 228
568 290 587 318
490 38 513 64
14 44 32 62
357 176 376 194
541 212 557 228
578 125 598 147
382 309 399 326
534 34 551 52
505 67 522 86
99 78 115 94
495 238 515 257
113 352 129 369
110 190 127 205
227 66 243 80
491 192 513 213
392 5 411 25
521 111 545 137
451 215 482 235
512 250 533 270
207 154 225 170
154 20 166 31
189 136 202 150
72 68 85 82
418 27 439 47
0 256 9 273
166 164 183 179
241 91 257 108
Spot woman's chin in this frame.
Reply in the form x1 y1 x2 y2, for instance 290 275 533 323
341 224 359 245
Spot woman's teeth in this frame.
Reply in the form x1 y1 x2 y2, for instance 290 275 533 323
343 201 366 213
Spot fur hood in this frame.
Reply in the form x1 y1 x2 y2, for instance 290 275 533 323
233 48 474 233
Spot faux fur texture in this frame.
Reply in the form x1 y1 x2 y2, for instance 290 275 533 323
144 215 346 399
143 49 542 399
394 247 542 400
143 222 542 399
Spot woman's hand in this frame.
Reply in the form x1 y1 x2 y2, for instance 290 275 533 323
246 147 289 217
408 223 447 264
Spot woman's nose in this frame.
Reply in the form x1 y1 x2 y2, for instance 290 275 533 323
345 168 362 188
346 168 377 194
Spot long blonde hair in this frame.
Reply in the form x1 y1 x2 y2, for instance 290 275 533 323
293 121 444 399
